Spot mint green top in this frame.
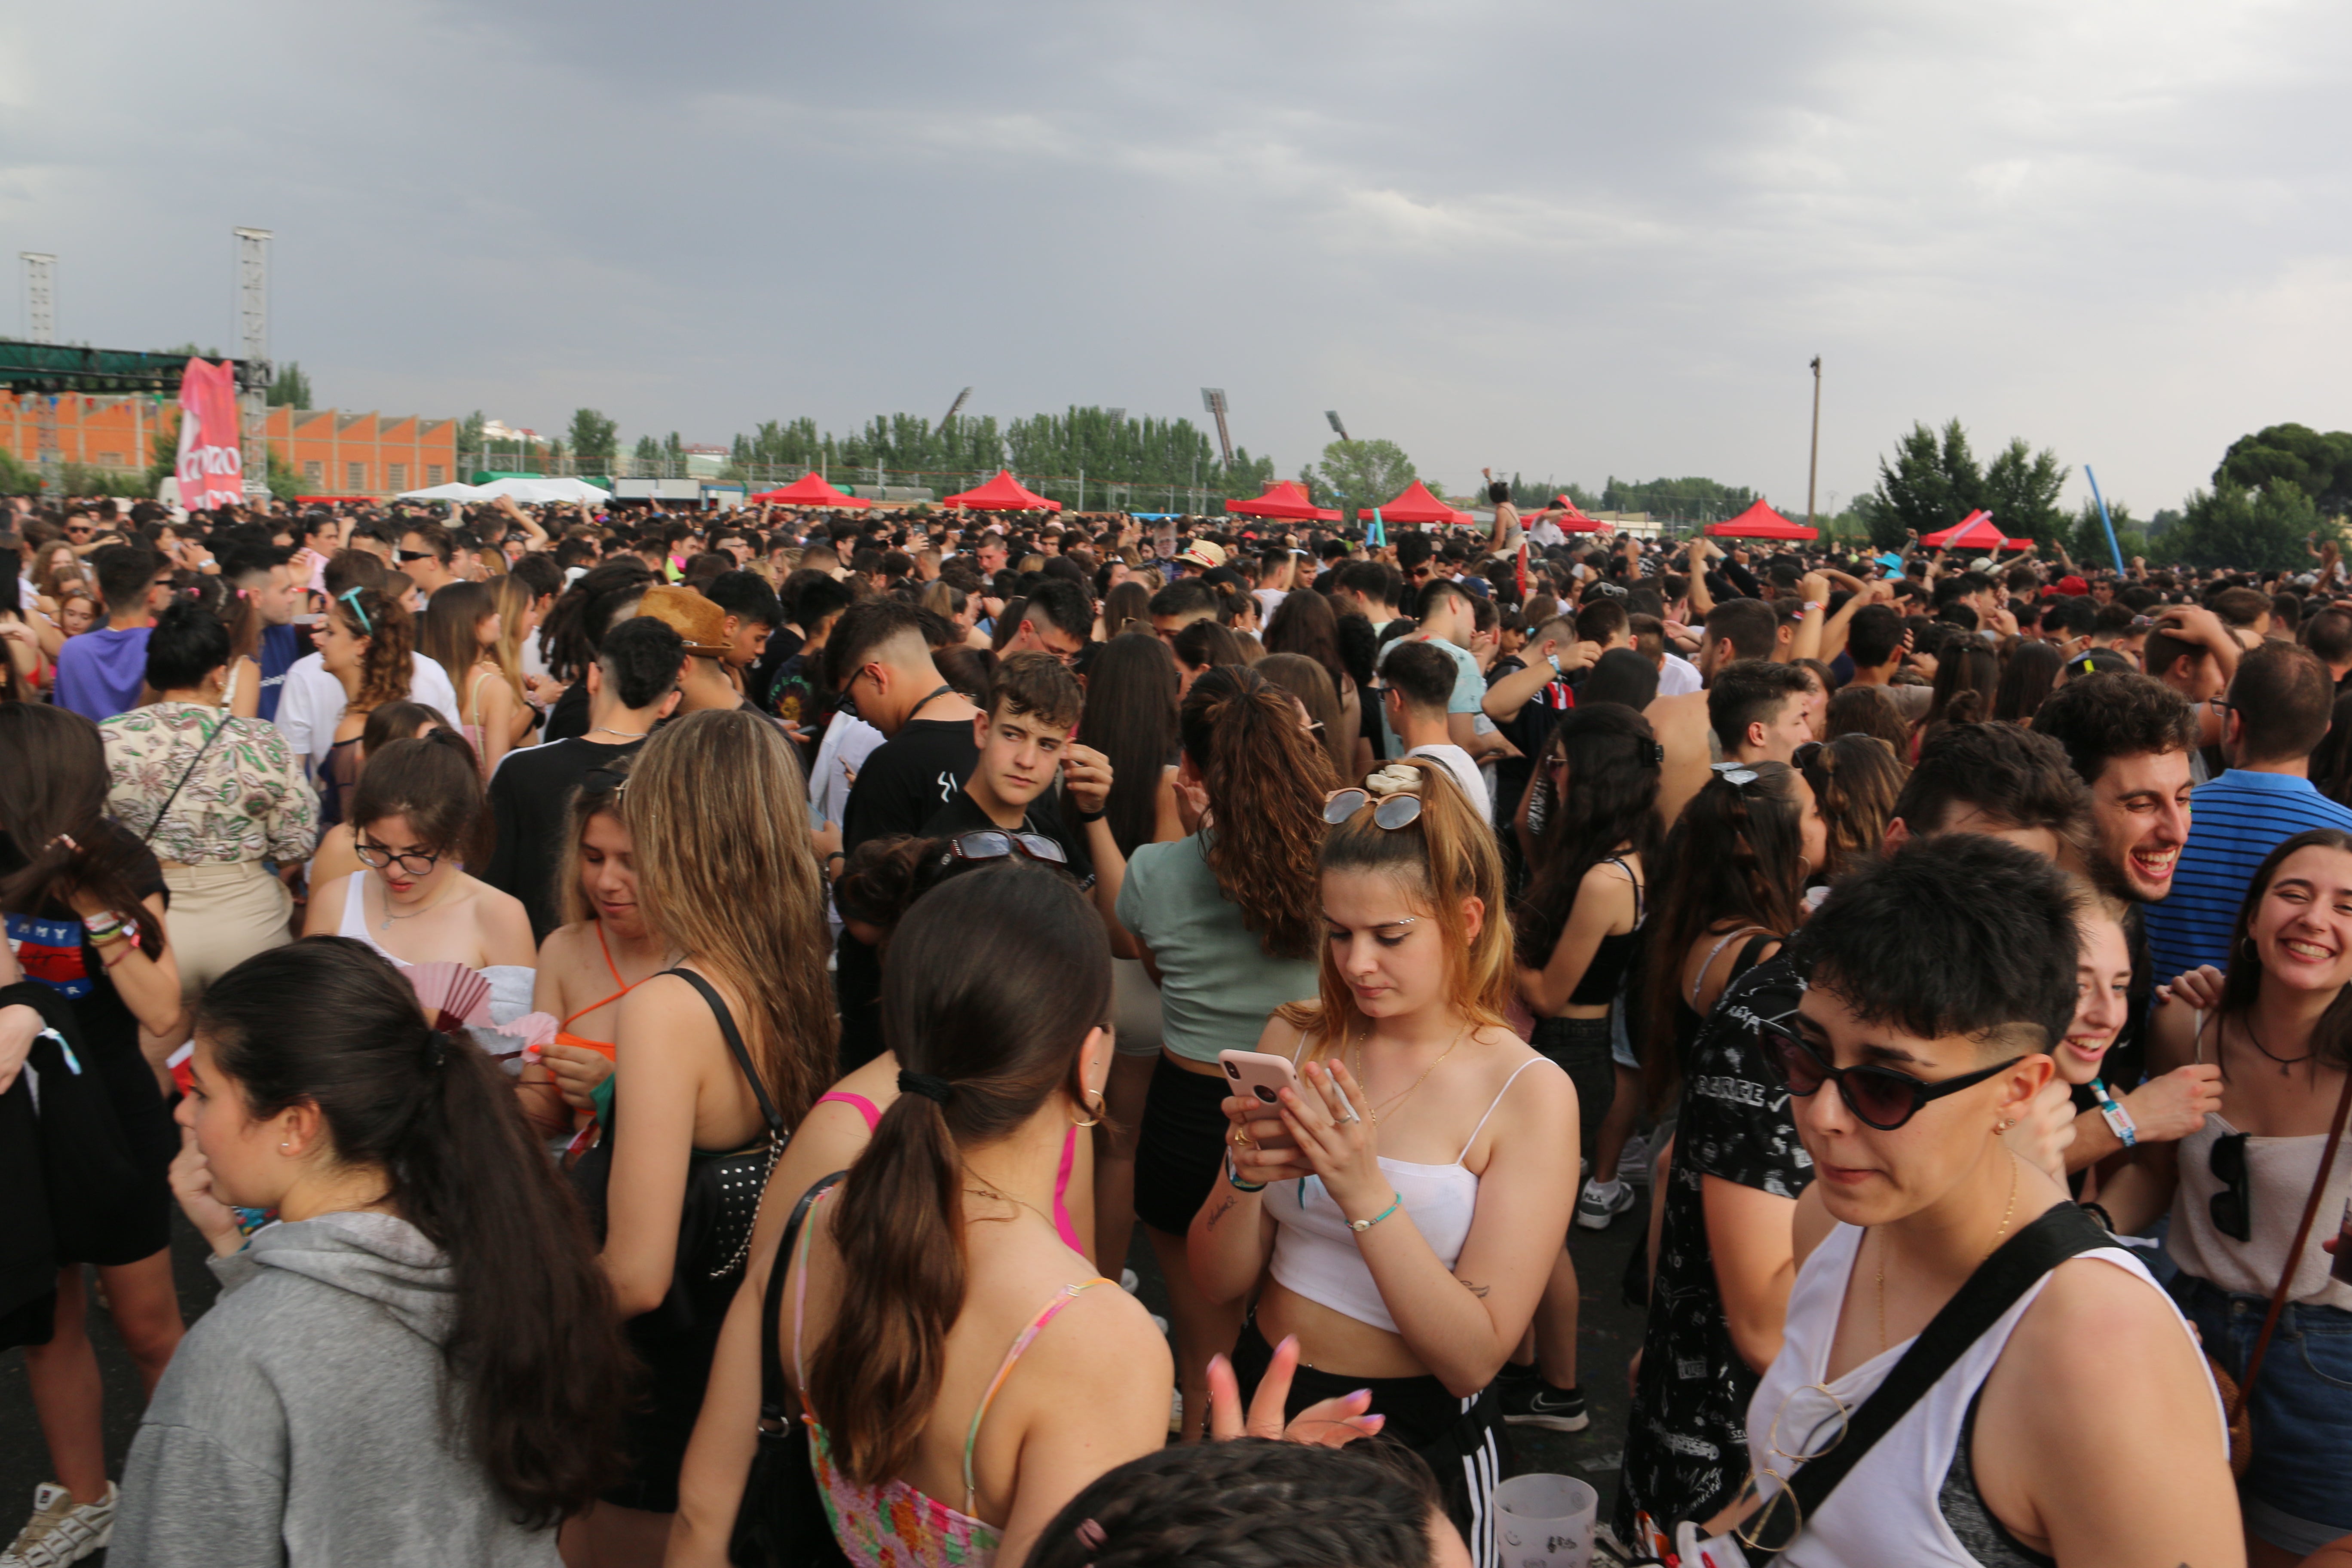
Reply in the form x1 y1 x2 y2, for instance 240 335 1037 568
1115 833 1322 1063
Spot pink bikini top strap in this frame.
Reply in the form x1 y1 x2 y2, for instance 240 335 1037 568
1052 1124 1083 1257
960 1278 1114 1514
815 1090 882 1133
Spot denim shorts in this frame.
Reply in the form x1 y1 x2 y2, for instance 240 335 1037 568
2172 1273 2352 1556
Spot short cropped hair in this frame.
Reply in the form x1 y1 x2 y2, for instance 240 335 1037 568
1893 722 2087 839
1023 578 1092 643
1846 604 1905 668
704 569 782 629
1708 660 1812 753
2030 673 2196 788
988 650 1083 731
2229 641 2335 766
1792 832 2083 1057
92 543 157 613
825 598 944 689
1382 638 1458 713
1148 577 1218 622
596 616 685 711
1704 597 1778 662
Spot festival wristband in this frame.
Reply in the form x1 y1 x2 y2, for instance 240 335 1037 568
1224 1152 1265 1193
1073 803 1106 824
1348 1191 1403 1233
2091 1078 2138 1148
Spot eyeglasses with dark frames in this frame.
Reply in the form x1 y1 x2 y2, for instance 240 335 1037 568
355 836 447 878
1758 1017 2024 1133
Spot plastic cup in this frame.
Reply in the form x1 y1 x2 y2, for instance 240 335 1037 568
1491 1473 1598 1568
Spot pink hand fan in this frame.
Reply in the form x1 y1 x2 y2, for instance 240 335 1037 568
406 962 493 1033
490 1011 559 1063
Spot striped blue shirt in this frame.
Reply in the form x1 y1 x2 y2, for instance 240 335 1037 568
2143 769 2352 985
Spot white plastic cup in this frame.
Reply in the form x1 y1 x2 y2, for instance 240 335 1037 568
1491 1473 1598 1568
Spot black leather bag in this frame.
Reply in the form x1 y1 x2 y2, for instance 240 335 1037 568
569 968 788 1335
729 1171 849 1568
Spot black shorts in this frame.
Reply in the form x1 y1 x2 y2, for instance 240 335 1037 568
1232 1316 1513 1568
1133 1055 1233 1237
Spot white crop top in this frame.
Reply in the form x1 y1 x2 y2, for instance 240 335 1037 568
1263 1034 1553 1334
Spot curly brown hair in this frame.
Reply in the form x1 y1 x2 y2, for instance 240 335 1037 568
1180 664 1337 960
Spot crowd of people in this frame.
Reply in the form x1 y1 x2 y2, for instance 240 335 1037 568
5 480 2352 1566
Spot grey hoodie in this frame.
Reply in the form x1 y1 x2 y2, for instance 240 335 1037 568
110 1212 561 1568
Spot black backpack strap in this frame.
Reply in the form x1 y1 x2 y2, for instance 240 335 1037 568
666 967 786 1140
757 1172 848 1438
1746 1202 2112 1562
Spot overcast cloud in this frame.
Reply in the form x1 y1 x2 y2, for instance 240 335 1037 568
5 1 2347 516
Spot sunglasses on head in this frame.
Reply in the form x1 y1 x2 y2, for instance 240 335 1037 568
1758 1017 2023 1132
1324 788 1422 830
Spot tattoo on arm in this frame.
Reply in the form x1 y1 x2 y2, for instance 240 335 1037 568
1207 1195 1237 1233
1457 1277 1491 1298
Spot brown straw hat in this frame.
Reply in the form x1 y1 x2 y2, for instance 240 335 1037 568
636 584 730 659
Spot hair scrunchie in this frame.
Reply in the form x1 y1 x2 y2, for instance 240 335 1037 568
898 1069 952 1104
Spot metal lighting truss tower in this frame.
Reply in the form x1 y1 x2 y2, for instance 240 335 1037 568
234 228 273 501
1200 387 1233 468
20 253 58 489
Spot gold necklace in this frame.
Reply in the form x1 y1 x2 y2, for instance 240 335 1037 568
1875 1152 2020 1352
376 873 459 934
963 1181 1055 1234
1350 1022 1472 1126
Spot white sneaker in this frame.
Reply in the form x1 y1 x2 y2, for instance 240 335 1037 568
1618 1132 1652 1187
2 1482 116 1568
1575 1178 1637 1230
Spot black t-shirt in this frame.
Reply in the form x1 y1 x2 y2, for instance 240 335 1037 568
484 736 645 941
836 717 981 1074
746 625 804 721
920 786 1096 887
543 678 592 744
842 717 981 853
1617 952 1808 1542
1485 654 1576 830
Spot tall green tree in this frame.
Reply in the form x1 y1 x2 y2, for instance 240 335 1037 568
1317 439 1417 512
2068 497 2146 569
1596 475 1755 521
2214 424 2352 517
2165 481 2327 572
457 410 487 456
1978 437 2069 545
266 361 312 409
567 408 618 466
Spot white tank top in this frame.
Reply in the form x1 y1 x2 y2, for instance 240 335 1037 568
1262 1035 1554 1333
1746 1220 2219 1566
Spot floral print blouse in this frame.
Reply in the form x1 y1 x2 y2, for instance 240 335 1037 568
101 702 319 867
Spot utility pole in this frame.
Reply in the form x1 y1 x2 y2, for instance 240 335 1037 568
1806 355 1822 531
20 253 57 493
234 228 273 505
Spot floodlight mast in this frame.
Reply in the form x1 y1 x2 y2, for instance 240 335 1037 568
1200 387 1233 467
936 386 971 435
1325 409 1350 441
20 253 57 492
234 228 273 503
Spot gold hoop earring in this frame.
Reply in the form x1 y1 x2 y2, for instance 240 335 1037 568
1071 1089 1105 1129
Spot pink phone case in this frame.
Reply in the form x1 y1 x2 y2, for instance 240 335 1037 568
1218 1049 1299 1109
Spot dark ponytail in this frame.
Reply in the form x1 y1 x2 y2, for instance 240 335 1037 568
807 863 1110 1485
194 937 632 1524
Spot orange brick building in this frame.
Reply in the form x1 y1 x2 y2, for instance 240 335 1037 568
1 394 459 497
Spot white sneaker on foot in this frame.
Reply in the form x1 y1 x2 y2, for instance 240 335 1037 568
1575 1177 1636 1230
2 1482 116 1568
1618 1131 1652 1187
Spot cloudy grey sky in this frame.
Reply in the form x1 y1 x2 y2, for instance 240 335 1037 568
6 1 2347 516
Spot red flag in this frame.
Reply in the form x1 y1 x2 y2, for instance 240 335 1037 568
175 359 245 510
1516 539 1529 599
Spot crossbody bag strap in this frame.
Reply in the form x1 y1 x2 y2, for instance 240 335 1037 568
139 712 227 846
1746 1202 2112 1564
2232 1065 2352 1420
756 1172 848 1435
665 966 787 1140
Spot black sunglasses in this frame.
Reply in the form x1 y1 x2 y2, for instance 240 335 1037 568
2209 1130 2251 1243
1760 1018 2023 1132
396 548 435 564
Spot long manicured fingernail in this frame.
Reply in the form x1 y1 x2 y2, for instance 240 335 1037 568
1361 1414 1385 1431
1346 1388 1372 1403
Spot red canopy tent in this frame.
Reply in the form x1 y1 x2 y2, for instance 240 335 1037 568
1530 495 1611 533
1225 480 1342 523
1357 479 1473 526
1920 510 2031 551
1706 499 1818 541
747 472 870 509
942 470 1062 512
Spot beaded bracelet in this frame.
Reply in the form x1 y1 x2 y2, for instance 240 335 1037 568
1348 1191 1403 1233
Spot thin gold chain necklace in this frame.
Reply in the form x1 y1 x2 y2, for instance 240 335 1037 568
1350 1022 1472 1127
1875 1152 2020 1353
